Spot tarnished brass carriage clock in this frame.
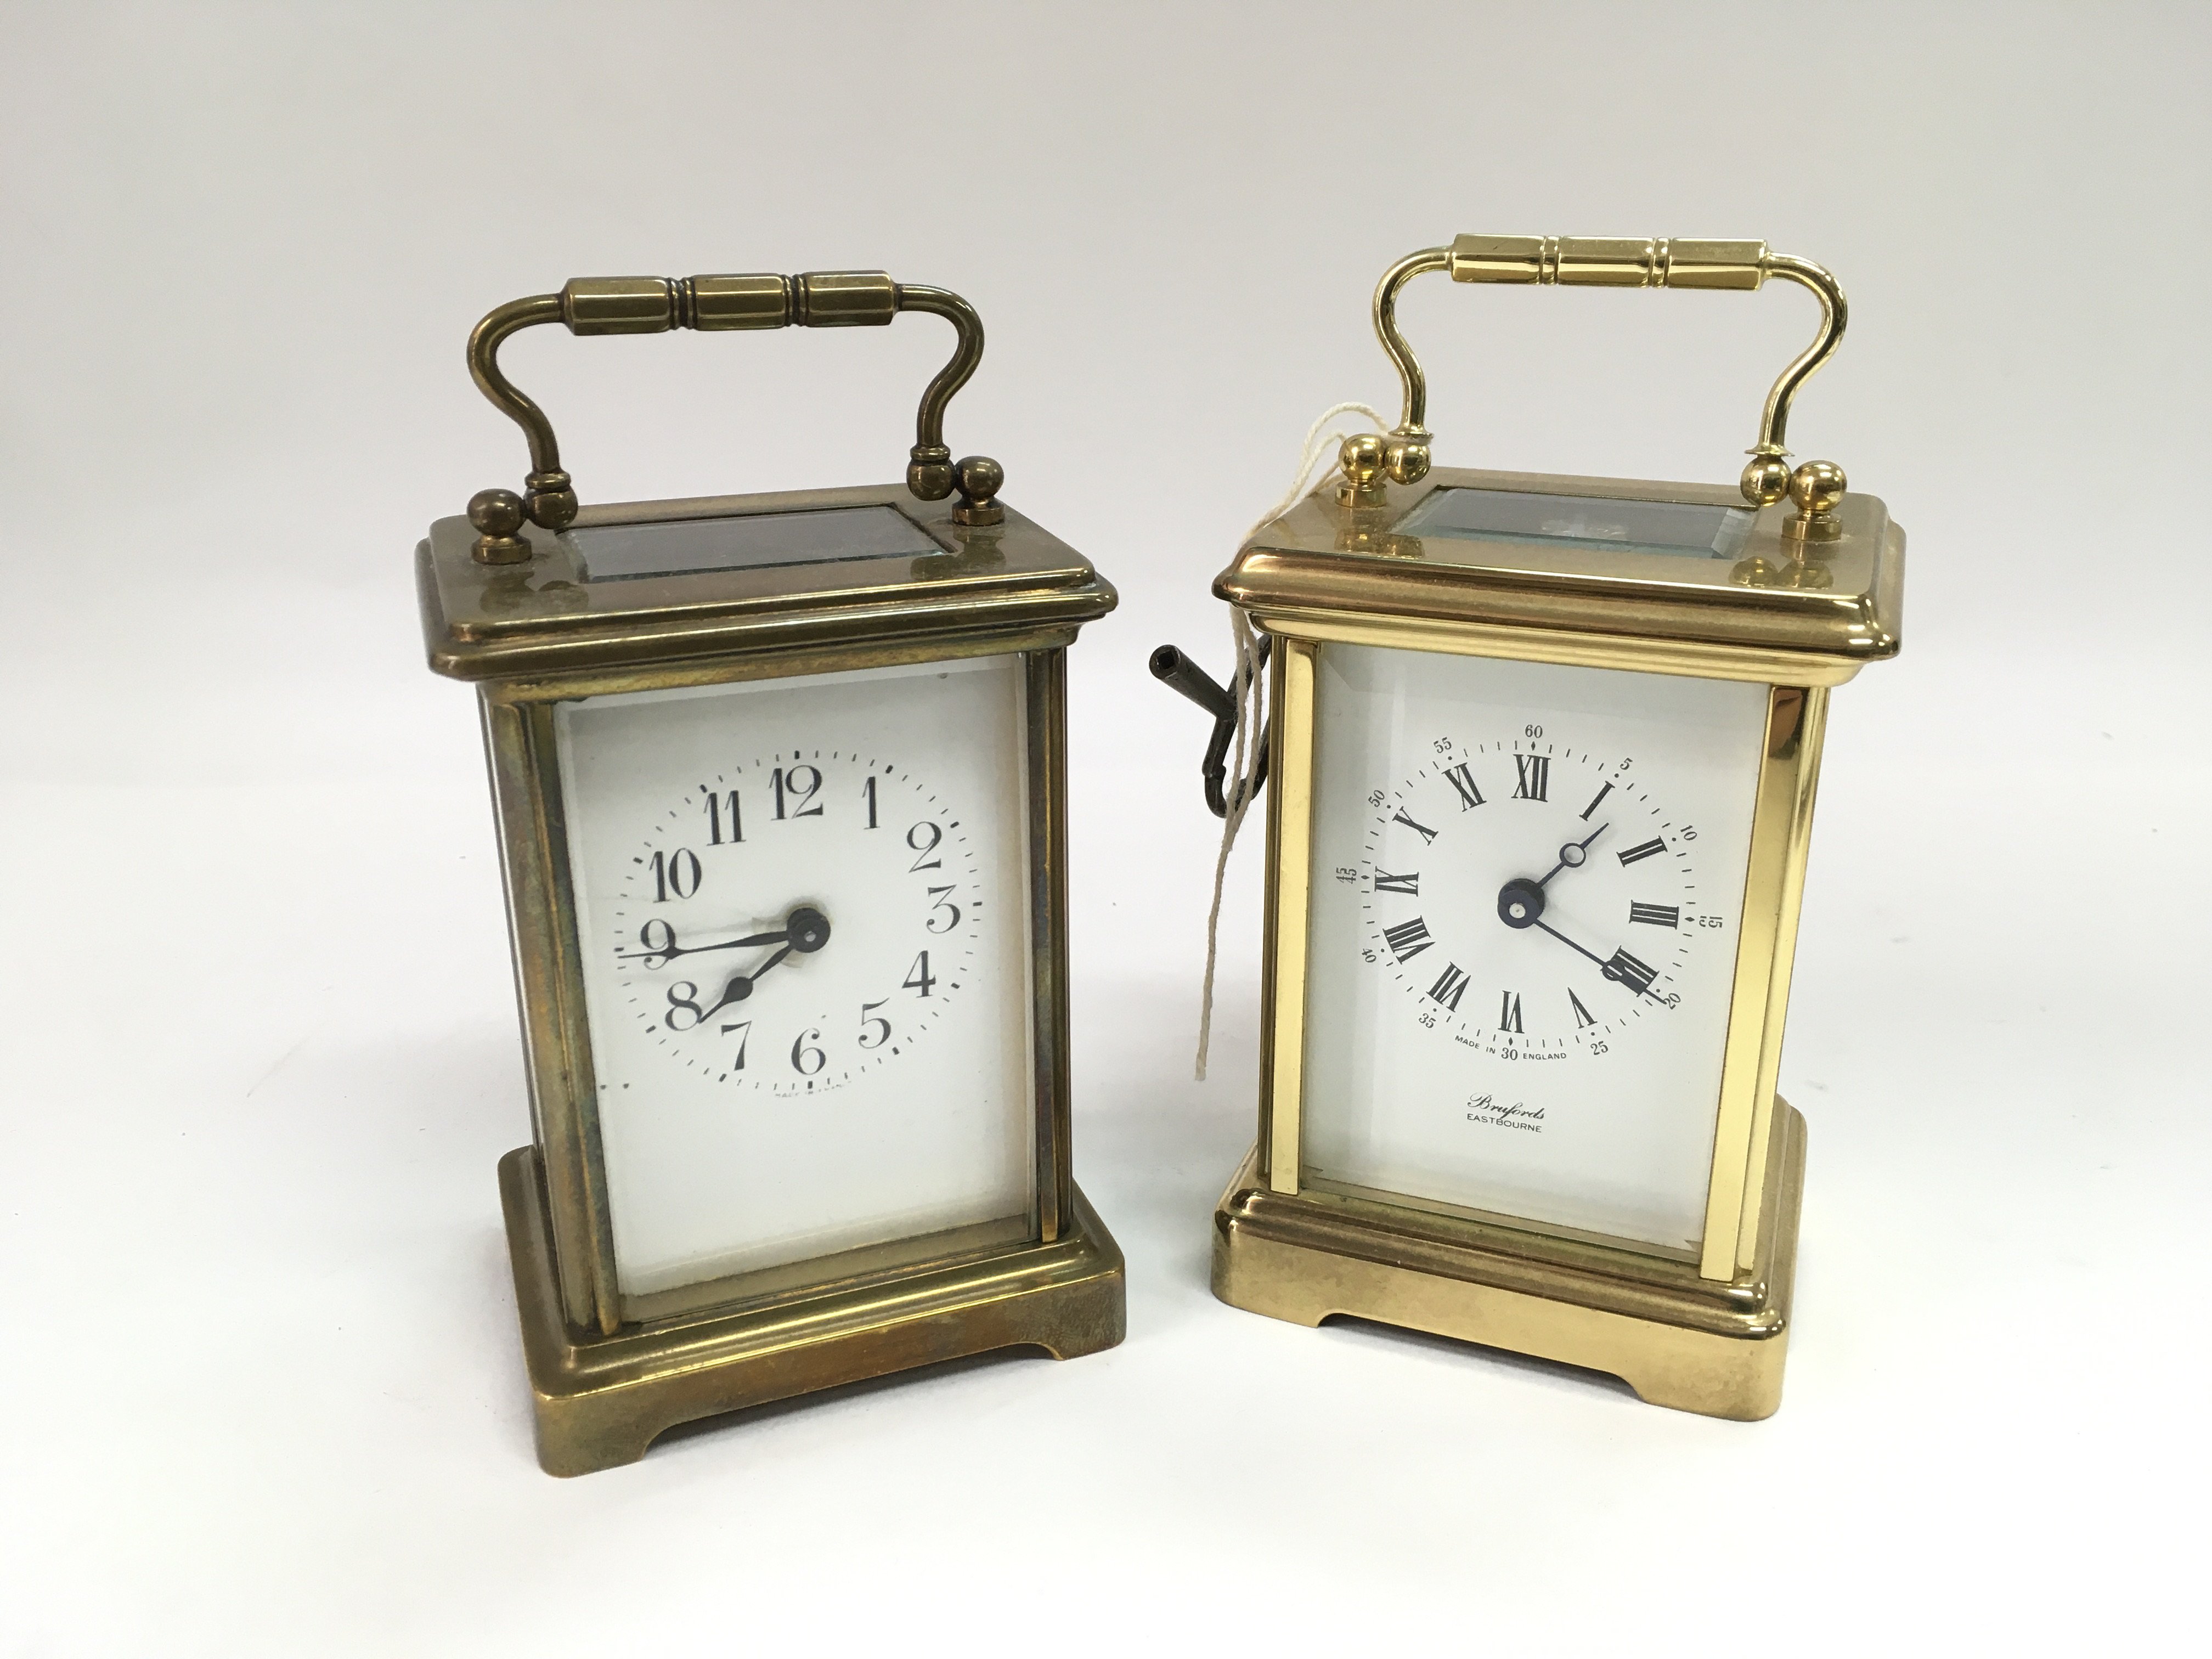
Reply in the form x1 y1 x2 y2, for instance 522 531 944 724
417 270 1124 1474
1158 235 1903 1419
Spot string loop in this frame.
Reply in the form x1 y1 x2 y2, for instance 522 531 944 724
1194 402 1391 1080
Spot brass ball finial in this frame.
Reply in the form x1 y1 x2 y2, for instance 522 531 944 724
1782 459 1847 544
1741 453 1791 507
1789 459 1848 515
469 488 532 564
1337 432 1387 506
522 469 578 531
1383 427 1432 487
907 443 955 502
950 454 1005 526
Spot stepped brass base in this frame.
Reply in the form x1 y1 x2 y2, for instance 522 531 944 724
499 1147 1126 1475
1212 1101 1805 1420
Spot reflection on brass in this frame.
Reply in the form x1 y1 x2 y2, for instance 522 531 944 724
1730 556 1835 591
1333 527 1421 560
1363 234 1852 510
464 272 1001 530
478 571 590 614
1212 1101 1805 1421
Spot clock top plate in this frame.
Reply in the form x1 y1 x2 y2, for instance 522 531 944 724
1216 465 1903 681
418 481 1115 681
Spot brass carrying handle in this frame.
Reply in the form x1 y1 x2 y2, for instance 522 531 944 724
1357 235 1851 540
462 272 1003 562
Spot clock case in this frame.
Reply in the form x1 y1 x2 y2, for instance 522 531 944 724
417 271 1124 1475
1193 236 1904 1420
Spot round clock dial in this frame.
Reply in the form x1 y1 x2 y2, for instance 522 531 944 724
607 751 980 1098
1363 735 1706 1059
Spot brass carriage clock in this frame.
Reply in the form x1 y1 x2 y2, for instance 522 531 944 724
417 270 1124 1474
1157 236 1903 1419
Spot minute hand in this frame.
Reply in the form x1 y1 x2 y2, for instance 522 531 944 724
1531 918 1662 999
617 925 789 964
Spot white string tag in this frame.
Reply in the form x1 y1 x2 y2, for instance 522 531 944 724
1193 401 1391 1080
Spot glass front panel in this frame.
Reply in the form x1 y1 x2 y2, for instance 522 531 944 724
1395 487 1753 561
561 504 942 582
1299 644 1767 1254
555 655 1035 1301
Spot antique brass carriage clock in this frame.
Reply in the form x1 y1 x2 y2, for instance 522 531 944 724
417 270 1124 1474
1158 236 1903 1419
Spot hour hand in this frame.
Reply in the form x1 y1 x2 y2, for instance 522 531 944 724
1536 823 1607 888
699 944 794 1018
689 907 832 1017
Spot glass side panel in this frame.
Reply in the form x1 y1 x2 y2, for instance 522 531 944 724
1395 487 1752 560
561 504 942 582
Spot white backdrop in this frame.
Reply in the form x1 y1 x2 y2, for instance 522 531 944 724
2 3 2205 1653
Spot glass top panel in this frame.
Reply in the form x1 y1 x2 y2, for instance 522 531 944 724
1394 487 1752 561
561 505 943 582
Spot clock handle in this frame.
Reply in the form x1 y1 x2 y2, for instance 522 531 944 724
1362 236 1850 543
461 272 999 560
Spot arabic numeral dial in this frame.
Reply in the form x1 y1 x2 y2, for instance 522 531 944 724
608 752 981 1097
1364 735 1709 1057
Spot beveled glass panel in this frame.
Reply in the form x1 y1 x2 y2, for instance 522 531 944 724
562 504 941 582
1396 487 1752 561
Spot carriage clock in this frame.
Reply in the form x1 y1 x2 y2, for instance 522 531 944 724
416 270 1124 1474
1155 235 1903 1418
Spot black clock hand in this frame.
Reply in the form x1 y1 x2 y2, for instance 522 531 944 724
1494 876 1660 1000
616 924 792 966
1535 822 1607 888
690 906 832 1020
1530 918 1608 970
699 944 794 1019
1531 919 1662 1000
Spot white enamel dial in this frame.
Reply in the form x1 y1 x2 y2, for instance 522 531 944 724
1301 644 1770 1255
606 754 977 1099
554 654 1035 1301
1361 741 1705 1058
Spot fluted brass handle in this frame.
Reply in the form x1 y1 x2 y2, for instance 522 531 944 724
1358 235 1850 541
462 271 1002 563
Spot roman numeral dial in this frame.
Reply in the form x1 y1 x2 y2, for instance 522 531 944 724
1359 731 1709 1056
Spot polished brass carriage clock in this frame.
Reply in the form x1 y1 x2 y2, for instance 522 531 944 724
1157 236 1903 1419
417 270 1124 1474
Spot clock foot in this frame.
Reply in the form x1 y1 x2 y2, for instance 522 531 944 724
1210 1101 1806 1422
496 1147 1126 1476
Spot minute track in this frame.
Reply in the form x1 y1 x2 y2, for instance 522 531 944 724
610 754 979 1097
1363 734 1695 1052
